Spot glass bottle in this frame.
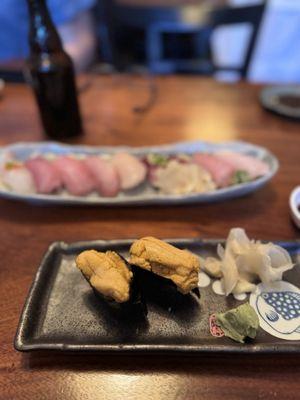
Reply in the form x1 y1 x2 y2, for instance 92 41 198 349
26 0 83 139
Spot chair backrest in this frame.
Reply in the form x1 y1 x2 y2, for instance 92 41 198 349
99 1 197 28
95 1 207 67
209 4 267 77
95 1 266 77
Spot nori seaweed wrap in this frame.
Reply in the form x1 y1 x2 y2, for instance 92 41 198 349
76 250 147 319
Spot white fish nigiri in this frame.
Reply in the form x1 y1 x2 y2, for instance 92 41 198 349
84 156 120 197
192 153 235 187
1 162 36 194
111 153 147 190
0 152 14 174
26 157 62 194
53 156 95 196
216 152 269 179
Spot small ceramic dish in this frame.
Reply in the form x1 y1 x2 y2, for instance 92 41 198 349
260 86 300 120
290 186 300 229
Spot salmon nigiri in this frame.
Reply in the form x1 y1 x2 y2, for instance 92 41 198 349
53 156 95 196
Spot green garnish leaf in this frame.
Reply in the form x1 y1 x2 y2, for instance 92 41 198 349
147 154 169 167
232 170 251 185
216 303 259 343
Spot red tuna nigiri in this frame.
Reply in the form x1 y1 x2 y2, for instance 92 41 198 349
192 153 235 187
84 156 120 197
26 157 62 194
52 156 95 196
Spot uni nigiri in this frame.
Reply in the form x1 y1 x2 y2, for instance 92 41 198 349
76 249 147 317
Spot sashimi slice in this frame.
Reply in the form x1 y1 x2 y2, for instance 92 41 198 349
192 153 235 187
26 157 62 194
84 156 120 197
111 153 147 190
216 152 269 179
1 163 36 194
52 156 95 196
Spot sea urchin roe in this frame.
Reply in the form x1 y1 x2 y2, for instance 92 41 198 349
216 303 259 343
76 250 132 303
129 236 200 294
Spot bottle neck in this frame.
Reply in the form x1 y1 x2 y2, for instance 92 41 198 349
27 0 63 54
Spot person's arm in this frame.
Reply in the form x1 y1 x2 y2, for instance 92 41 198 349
58 10 97 72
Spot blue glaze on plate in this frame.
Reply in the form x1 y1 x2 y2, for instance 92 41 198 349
254 284 300 337
0 140 279 206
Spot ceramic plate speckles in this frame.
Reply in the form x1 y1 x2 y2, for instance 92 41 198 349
0 141 278 206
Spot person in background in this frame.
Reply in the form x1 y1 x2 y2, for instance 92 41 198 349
249 0 300 83
212 0 300 83
0 0 97 71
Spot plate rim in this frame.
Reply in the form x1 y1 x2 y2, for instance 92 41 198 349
14 238 300 354
1 140 279 206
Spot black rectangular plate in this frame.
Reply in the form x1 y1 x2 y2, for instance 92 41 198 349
15 239 300 354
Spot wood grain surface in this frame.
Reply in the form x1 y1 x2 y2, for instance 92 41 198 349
0 75 299 400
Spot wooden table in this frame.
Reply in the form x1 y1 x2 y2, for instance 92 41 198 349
0 75 299 400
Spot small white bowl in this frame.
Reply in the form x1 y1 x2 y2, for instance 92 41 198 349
289 186 300 229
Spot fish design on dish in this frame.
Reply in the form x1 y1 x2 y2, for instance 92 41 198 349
256 291 300 334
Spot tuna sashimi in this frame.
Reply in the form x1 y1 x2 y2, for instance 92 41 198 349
216 152 269 179
26 157 62 194
111 153 147 190
84 156 120 197
192 153 235 187
1 163 36 194
53 156 95 196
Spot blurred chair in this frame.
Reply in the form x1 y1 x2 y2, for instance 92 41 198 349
95 2 182 70
95 1 266 78
209 4 266 79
